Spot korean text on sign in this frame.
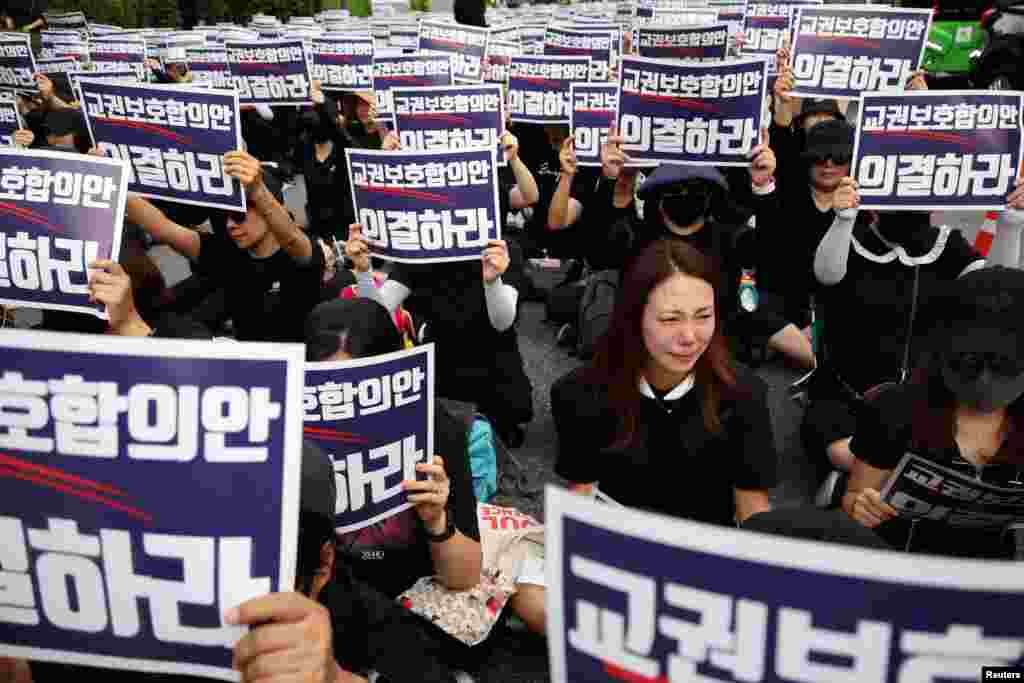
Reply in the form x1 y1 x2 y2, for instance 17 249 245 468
0 98 21 147
788 6 932 99
508 55 593 125
635 24 729 62
311 37 374 91
226 39 313 107
417 20 491 84
0 148 128 318
372 54 453 115
0 331 305 682
304 345 435 534
617 55 766 166
571 83 618 167
345 147 501 264
391 84 506 166
484 39 521 86
79 80 246 213
186 48 232 90
545 485 1024 683
852 92 1024 211
544 27 618 82
742 0 821 72
0 36 37 91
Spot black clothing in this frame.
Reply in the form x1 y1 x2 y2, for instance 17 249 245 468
552 365 778 526
193 232 325 343
850 382 1023 559
337 405 481 600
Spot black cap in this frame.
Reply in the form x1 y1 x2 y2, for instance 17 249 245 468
924 266 1024 360
638 163 729 199
301 440 337 525
796 98 843 127
802 119 854 161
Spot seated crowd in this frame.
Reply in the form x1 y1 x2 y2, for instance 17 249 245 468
2 28 1024 683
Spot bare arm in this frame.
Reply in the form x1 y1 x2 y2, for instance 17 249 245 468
548 137 579 230
734 489 772 524
504 131 540 209
126 196 201 261
842 456 898 528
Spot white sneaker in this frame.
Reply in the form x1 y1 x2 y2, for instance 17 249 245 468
454 672 476 683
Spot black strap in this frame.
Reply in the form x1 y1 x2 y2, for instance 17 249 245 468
899 266 921 384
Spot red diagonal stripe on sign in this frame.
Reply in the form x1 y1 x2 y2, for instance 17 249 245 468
0 465 154 523
813 35 881 49
632 92 721 113
361 184 453 205
0 452 127 497
604 663 670 683
404 113 470 125
303 426 370 444
871 129 974 146
0 203 64 233
95 117 193 146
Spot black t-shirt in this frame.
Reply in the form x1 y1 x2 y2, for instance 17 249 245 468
850 383 1022 558
819 224 980 394
194 232 325 343
552 365 778 526
336 404 481 598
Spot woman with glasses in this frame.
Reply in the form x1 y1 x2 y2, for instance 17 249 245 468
843 267 1024 559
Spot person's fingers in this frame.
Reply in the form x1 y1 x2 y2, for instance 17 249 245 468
88 258 117 271
402 479 439 493
232 622 302 670
415 461 447 480
225 592 311 628
239 647 306 682
88 270 120 286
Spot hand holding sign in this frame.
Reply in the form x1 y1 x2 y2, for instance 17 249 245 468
33 73 54 99
403 455 452 535
1010 176 1024 211
832 177 860 214
600 129 627 181
227 592 339 683
345 223 372 273
311 78 325 106
88 259 149 337
844 487 898 529
482 239 510 284
906 70 928 92
502 130 519 163
13 128 33 147
381 130 400 151
559 136 577 177
749 129 776 187
224 150 263 194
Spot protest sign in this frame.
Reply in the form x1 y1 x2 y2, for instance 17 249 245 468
70 71 140 92
637 7 719 27
346 147 501 264
484 39 521 85
304 345 435 534
880 453 1024 530
371 21 391 50
789 6 932 99
42 11 89 36
508 55 592 125
310 36 374 92
715 1 747 37
391 84 505 166
0 96 21 146
35 58 82 76
226 39 313 107
519 24 549 55
617 55 766 166
571 83 617 166
0 148 128 318
852 91 1024 211
39 32 87 61
389 23 420 51
186 48 232 90
545 485 1024 683
79 81 246 213
0 35 37 92
418 20 490 84
0 330 305 682
490 24 520 43
544 26 619 82
635 23 730 60
89 37 148 81
743 0 821 71
372 53 452 115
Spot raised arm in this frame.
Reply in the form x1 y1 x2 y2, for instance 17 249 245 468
126 196 201 261
813 177 860 286
984 176 1024 268
504 131 540 209
224 150 314 264
345 224 411 313
547 136 581 230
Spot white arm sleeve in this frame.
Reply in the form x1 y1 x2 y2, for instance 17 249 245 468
354 270 410 313
984 209 1024 269
813 208 859 286
484 277 519 332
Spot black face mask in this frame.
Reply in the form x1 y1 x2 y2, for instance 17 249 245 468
943 353 1024 413
660 188 711 229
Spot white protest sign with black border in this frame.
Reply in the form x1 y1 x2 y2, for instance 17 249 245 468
0 95 23 146
508 54 592 125
789 5 932 100
545 485 1024 683
88 36 148 81
226 39 313 107
571 82 618 167
544 25 620 82
304 345 435 534
742 0 822 73
618 55 767 166
0 330 305 682
372 53 453 116
79 80 246 213
0 148 128 318
417 19 491 84
346 147 501 264
0 34 37 92
880 453 1024 529
851 90 1024 212
391 83 506 166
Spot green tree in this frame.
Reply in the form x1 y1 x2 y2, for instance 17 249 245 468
143 0 180 27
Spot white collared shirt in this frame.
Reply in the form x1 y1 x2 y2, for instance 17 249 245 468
638 373 696 401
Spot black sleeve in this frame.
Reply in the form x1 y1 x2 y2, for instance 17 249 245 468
728 371 780 490
551 369 616 484
936 229 982 280
849 385 915 471
194 232 230 278
435 406 480 542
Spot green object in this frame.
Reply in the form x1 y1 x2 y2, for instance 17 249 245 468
409 0 430 12
349 0 372 17
922 20 986 74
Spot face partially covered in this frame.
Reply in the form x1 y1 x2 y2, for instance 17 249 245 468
226 208 270 250
641 272 715 387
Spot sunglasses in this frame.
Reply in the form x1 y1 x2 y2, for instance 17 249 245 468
660 181 712 199
946 352 1024 379
808 152 852 166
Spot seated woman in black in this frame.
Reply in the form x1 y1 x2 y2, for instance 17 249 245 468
552 239 778 526
844 266 1024 559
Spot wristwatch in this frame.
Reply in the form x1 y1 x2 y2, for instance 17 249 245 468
425 512 456 544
